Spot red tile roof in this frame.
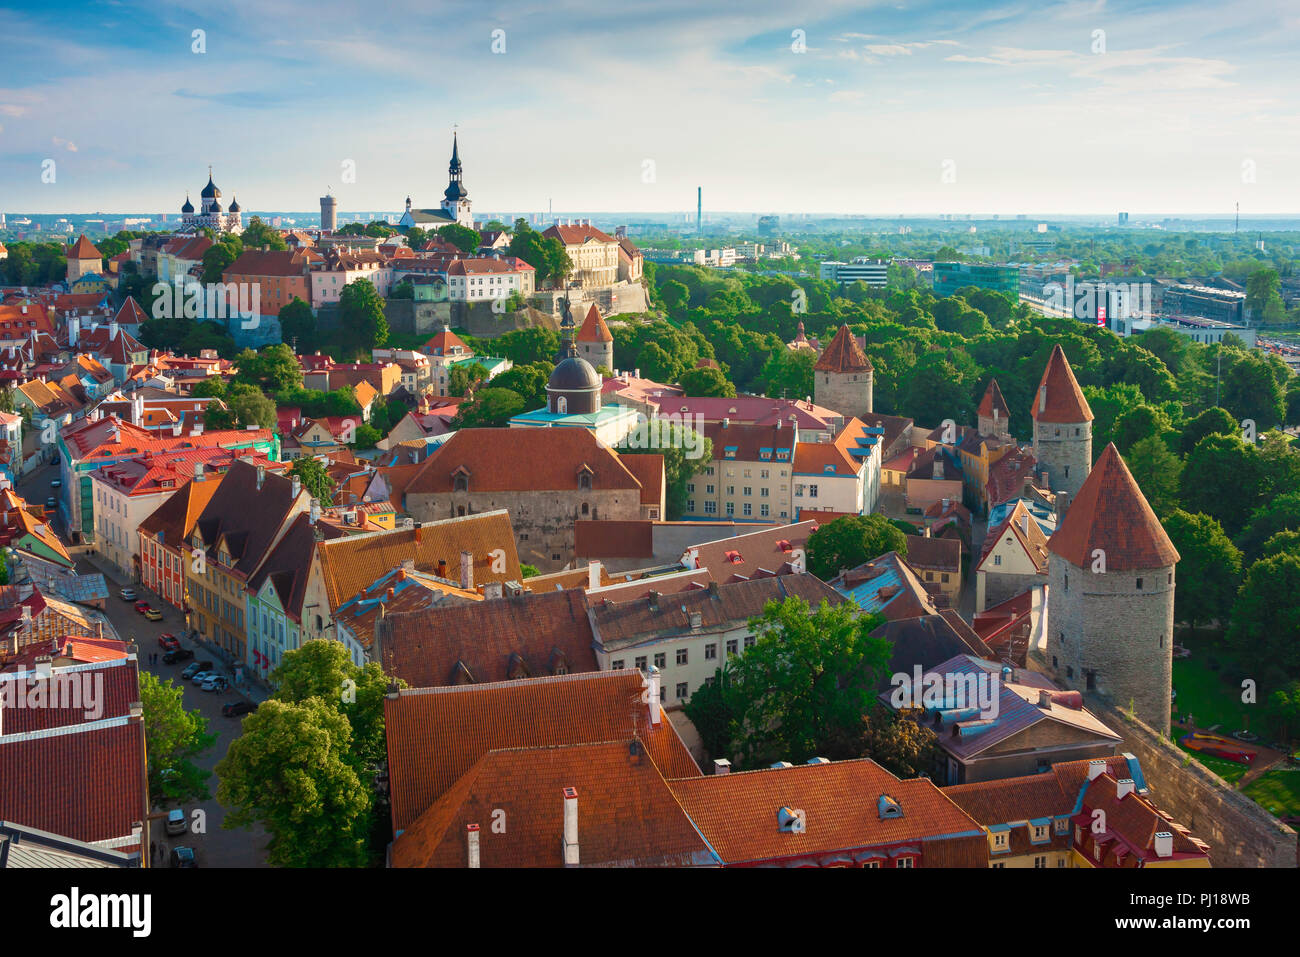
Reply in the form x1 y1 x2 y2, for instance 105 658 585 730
384 670 700 834
813 324 872 373
379 589 599 687
1032 345 1093 423
1047 443 1179 570
683 521 819 583
668 759 986 866
977 378 1010 420
577 304 613 343
543 224 618 246
392 740 711 867
67 235 101 260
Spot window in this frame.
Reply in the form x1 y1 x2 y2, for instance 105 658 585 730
687 500 696 513
993 555 1002 566
704 501 717 514
895 857 914 869
687 483 695 493
635 655 647 671
578 472 590 490
706 484 715 494
809 485 818 498
676 682 688 699
725 502 734 516
743 636 756 650
726 485 735 495
726 639 738 656
653 652 666 669
743 503 752 516
611 659 625 670
760 487 769 498
1034 856 1047 868
941 573 950 583
676 648 688 666
742 486 752 497
1055 817 1069 835
993 832 1008 849
705 643 717 660
992 862 1005 869
1033 824 1047 841
1135 577 1143 590
760 504 769 517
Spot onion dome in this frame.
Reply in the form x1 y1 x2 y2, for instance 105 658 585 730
181 195 194 214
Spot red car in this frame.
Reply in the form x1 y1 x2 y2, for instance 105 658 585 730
158 634 180 652
134 600 151 614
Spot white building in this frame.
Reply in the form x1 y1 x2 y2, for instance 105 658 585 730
444 257 535 302
820 258 888 287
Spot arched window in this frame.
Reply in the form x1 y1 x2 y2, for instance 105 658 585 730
581 502 589 515
457 506 466 517
454 473 468 492
579 473 591 491
556 396 568 414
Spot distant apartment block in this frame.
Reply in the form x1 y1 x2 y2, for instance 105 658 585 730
933 262 1020 299
819 258 888 287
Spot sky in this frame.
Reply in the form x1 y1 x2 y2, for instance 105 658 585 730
1 0 1298 217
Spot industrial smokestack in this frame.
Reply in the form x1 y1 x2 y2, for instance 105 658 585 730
696 186 702 233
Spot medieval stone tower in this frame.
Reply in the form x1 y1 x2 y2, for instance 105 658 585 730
1044 443 1179 735
813 324 873 418
576 303 614 373
1032 344 1092 505
977 377 1011 441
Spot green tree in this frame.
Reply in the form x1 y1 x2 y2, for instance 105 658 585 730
338 279 389 358
436 223 481 253
1162 510 1242 630
1125 435 1183 518
759 347 815 401
805 514 909 580
452 387 525 428
1221 351 1285 431
679 365 736 398
240 216 287 251
490 362 552 409
200 238 241 285
685 597 890 768
226 382 277 428
234 343 303 394
658 280 690 314
216 698 371 868
352 423 382 449
1246 267 1284 323
139 670 217 806
1238 492 1300 562
289 457 336 502
1228 552 1300 678
1179 433 1265 537
278 297 316 351
1260 529 1300 559
1180 406 1239 457
447 363 487 397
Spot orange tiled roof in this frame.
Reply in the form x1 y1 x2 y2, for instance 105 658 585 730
384 670 701 834
67 235 101 260
1031 345 1093 423
668 759 986 866
977 378 1010 420
392 740 711 867
813 324 872 373
1047 443 1179 570
577 303 613 343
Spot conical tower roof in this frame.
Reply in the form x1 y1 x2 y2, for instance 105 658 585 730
1032 344 1092 423
978 378 1010 420
813 324 872 373
577 303 613 343
1047 443 1179 570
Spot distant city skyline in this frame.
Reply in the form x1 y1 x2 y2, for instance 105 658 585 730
3 0 1299 216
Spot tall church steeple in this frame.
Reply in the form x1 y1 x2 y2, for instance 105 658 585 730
440 131 473 227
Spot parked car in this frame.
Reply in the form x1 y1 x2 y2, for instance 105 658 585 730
143 607 163 621
169 847 197 869
162 648 193 664
119 587 137 602
50 478 62 489
45 497 56 510
158 634 180 652
222 700 257 717
202 675 229 693
165 808 188 836
181 661 210 680
189 671 214 685
134 600 151 614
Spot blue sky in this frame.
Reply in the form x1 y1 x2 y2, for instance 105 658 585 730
1 0 1298 215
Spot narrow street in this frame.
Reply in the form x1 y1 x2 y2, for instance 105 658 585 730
18 463 269 867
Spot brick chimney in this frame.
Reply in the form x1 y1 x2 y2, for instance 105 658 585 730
459 550 473 591
466 823 481 868
646 665 661 726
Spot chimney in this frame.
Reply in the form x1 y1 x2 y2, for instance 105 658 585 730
1038 689 1053 708
109 319 119 340
309 498 321 525
291 474 301 499
1087 759 1107 781
194 461 204 482
713 758 731 775
1020 512 1029 535
934 455 944 480
1153 832 1173 858
587 560 601 590
459 550 473 590
562 787 579 867
722 417 729 429
1116 778 1135 800
647 665 661 725
483 581 504 600
466 823 481 868
1038 384 1047 414
35 655 52 681
256 465 265 490
647 590 659 611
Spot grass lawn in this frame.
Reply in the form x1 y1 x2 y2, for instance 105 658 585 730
1241 768 1300 819
1171 628 1255 733
1175 742 1251 784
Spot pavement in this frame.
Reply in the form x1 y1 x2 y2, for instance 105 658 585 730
18 462 269 868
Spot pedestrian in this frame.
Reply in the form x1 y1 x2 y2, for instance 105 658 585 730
150 840 157 864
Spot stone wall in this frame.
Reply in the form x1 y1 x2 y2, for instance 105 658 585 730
1085 696 1298 869
814 369 872 419
1032 418 1091 500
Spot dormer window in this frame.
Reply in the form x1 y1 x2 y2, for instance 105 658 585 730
578 471 592 491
